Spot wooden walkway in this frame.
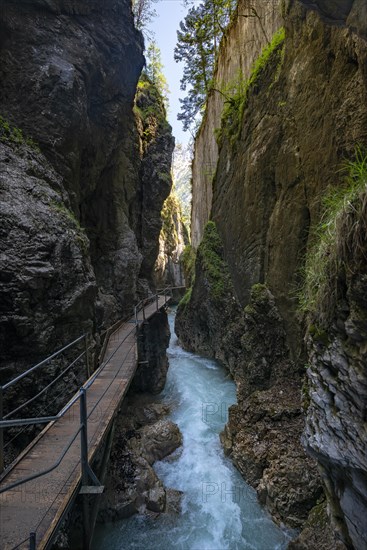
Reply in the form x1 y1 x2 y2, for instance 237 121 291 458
0 297 168 549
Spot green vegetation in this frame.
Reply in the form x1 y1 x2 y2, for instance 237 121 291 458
197 220 230 300
132 0 158 35
175 0 236 132
181 244 196 287
134 74 168 145
144 40 169 108
134 75 165 122
178 222 230 309
299 147 367 326
217 27 285 146
178 287 192 309
0 114 40 151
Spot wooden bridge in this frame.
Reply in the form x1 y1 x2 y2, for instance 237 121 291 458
0 292 174 549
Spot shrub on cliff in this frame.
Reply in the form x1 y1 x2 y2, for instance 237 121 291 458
299 147 367 326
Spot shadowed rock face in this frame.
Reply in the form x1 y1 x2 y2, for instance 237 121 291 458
0 141 96 379
0 0 147 325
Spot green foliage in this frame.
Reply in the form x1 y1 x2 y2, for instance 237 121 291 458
299 147 367 326
178 287 192 309
132 0 158 36
197 220 229 299
175 0 236 132
217 27 285 146
134 74 168 144
0 114 40 151
181 244 196 287
143 40 169 108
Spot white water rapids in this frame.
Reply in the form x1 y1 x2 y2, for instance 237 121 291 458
93 308 293 549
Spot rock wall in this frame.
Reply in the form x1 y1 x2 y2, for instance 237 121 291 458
132 309 171 394
0 1 173 381
191 0 282 248
154 194 189 289
178 0 367 546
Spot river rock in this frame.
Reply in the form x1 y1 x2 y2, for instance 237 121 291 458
128 420 183 465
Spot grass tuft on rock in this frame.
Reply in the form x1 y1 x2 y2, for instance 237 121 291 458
0 114 40 151
299 146 367 326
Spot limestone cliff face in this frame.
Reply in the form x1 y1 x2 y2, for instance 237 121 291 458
191 0 282 248
178 0 367 546
154 194 188 288
0 3 173 384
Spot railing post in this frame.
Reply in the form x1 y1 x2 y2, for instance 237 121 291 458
29 532 36 550
0 386 4 474
135 307 138 326
79 388 88 485
80 387 90 549
143 304 146 321
156 294 159 311
84 335 90 380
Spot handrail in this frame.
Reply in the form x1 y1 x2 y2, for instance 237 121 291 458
2 333 87 391
4 350 86 420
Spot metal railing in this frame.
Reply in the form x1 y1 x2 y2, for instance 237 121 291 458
0 333 90 474
0 288 178 548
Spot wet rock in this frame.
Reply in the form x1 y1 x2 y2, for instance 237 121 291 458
165 489 183 515
128 420 183 465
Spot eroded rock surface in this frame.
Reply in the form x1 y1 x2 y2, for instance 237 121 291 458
99 394 182 520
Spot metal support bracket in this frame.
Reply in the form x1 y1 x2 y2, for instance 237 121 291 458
80 485 104 495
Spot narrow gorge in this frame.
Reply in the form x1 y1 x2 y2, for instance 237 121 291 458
0 0 366 549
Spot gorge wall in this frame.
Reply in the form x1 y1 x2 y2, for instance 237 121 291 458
0 0 174 388
191 0 282 248
177 0 367 548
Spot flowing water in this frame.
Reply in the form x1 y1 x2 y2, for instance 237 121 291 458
93 309 293 550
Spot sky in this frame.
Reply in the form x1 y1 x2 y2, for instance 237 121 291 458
148 1 190 145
